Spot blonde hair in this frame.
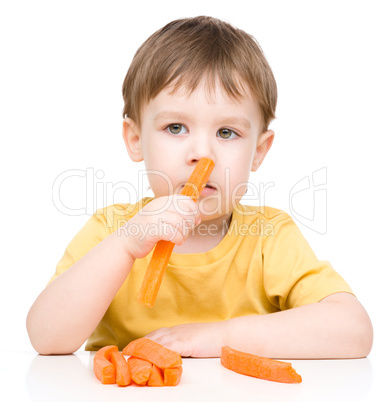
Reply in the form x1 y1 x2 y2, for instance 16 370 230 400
122 16 277 132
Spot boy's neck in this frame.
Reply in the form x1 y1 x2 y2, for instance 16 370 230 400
173 212 233 254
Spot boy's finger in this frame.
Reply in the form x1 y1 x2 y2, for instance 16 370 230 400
173 195 199 215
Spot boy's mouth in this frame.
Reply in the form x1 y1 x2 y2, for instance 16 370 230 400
200 183 217 196
178 182 217 192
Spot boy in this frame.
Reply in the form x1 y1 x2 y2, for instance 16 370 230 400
27 16 373 358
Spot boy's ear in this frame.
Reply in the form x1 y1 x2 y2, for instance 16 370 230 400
122 118 144 162
251 130 275 171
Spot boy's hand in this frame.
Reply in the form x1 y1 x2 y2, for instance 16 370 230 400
120 195 201 260
144 321 228 357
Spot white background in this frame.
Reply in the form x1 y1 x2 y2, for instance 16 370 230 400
1 0 377 353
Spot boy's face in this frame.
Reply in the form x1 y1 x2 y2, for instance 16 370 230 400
123 80 274 221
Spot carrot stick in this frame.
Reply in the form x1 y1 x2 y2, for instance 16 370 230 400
221 346 302 384
137 157 215 307
93 345 118 384
122 337 182 369
137 240 175 307
164 365 183 386
127 356 153 385
147 364 165 387
110 351 132 387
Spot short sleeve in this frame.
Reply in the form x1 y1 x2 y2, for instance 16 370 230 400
262 214 353 310
47 209 111 285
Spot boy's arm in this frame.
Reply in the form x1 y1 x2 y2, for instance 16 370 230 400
224 292 373 359
26 196 200 355
26 230 136 355
145 292 373 358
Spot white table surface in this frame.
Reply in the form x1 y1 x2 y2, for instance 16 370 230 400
3 350 378 401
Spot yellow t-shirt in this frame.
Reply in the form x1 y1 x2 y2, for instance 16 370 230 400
48 197 353 351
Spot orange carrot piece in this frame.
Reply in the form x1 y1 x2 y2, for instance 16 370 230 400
221 346 302 384
137 157 215 307
179 158 215 200
93 345 118 384
127 356 153 385
110 351 132 387
164 365 183 386
147 364 165 387
137 240 175 307
122 337 182 369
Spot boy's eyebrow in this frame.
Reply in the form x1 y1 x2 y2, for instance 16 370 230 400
153 111 189 122
219 117 251 130
154 111 251 129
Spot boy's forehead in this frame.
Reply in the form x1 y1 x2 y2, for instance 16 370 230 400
141 78 263 131
166 75 251 103
145 76 257 114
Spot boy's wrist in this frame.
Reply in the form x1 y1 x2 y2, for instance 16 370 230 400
221 319 233 349
112 227 137 262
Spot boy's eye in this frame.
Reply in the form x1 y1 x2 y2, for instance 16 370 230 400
217 128 238 139
167 124 187 135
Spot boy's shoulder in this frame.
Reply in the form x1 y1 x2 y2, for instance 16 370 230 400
94 197 154 231
235 204 300 243
236 203 292 223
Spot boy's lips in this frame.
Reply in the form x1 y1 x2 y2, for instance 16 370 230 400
200 184 217 196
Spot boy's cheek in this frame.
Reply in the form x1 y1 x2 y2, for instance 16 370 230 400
233 184 248 199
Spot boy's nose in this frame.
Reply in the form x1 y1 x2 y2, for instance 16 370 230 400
186 133 215 165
